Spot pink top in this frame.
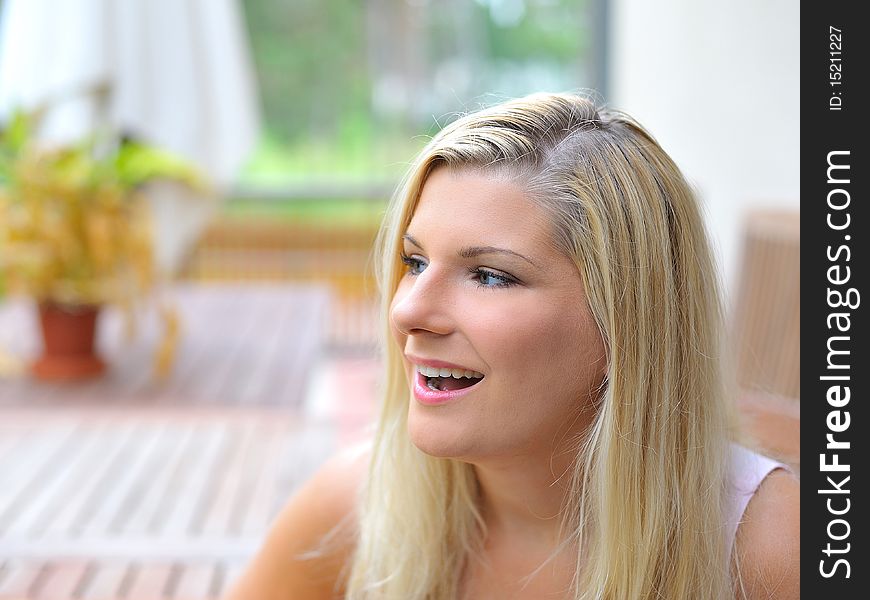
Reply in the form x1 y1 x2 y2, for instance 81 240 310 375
725 444 788 558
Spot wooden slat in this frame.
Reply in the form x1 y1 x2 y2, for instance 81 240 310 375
0 426 78 528
217 564 246 599
117 426 197 536
0 560 43 597
30 562 89 600
38 425 136 537
76 562 130 599
171 564 217 600
124 564 174 599
167 292 259 406
77 426 168 538
157 424 231 538
143 427 216 537
107 427 188 535
268 425 335 517
0 428 96 537
8 425 112 537
199 423 258 536
233 425 286 536
217 564 243 598
235 306 296 405
3 539 258 563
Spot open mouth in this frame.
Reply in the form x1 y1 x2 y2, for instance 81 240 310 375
417 365 484 392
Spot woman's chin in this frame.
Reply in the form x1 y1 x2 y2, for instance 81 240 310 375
407 411 477 459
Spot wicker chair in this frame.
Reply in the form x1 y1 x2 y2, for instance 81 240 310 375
731 209 800 473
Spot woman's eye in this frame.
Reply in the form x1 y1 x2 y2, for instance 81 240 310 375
474 269 516 288
400 254 427 275
401 253 516 289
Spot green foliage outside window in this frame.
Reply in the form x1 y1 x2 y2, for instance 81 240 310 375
239 0 592 189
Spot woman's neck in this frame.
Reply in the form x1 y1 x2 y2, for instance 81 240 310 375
473 447 576 546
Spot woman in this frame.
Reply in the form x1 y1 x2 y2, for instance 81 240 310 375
226 93 799 599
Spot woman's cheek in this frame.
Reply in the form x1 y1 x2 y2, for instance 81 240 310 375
468 303 545 365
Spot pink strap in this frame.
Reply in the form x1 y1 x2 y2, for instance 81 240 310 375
725 444 788 559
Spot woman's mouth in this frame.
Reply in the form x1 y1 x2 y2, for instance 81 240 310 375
413 364 484 404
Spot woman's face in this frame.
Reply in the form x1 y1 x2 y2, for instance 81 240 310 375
389 167 607 461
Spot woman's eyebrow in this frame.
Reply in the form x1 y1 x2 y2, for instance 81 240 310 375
402 234 539 268
402 234 423 249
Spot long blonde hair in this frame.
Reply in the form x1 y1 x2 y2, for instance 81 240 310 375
346 92 738 599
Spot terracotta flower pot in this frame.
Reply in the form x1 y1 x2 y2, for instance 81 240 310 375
32 302 106 381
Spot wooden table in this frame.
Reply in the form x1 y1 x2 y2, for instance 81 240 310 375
0 283 332 408
0 284 339 599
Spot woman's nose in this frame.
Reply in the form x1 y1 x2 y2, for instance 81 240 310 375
389 269 454 337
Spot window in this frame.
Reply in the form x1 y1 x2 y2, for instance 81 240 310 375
239 0 605 197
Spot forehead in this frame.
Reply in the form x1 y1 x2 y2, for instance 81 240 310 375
407 167 554 247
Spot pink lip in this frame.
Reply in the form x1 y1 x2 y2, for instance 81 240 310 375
413 370 482 405
404 354 477 372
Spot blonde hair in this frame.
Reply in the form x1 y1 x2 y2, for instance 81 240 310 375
346 92 738 599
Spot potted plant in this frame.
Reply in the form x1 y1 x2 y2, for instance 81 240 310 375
0 110 200 380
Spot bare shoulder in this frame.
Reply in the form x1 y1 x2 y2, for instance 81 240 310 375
733 469 800 600
223 443 371 600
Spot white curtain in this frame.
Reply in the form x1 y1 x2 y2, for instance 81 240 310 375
0 0 262 272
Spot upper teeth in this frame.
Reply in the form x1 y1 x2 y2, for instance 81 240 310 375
417 365 484 379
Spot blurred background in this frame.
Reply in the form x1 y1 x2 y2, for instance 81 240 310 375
0 0 799 597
